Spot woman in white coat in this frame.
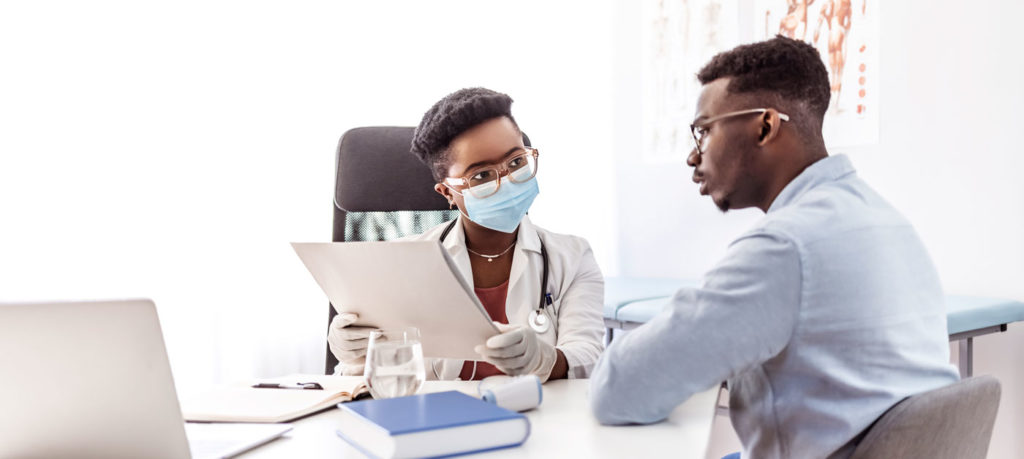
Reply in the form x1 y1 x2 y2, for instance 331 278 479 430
328 88 605 382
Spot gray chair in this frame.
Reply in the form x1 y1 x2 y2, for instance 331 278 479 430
849 375 1001 459
326 126 530 374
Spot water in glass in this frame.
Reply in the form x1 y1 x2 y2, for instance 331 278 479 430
364 328 425 399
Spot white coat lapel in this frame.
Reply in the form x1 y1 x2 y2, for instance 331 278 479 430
441 215 474 289
507 216 542 295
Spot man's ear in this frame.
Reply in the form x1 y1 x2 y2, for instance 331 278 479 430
757 109 785 146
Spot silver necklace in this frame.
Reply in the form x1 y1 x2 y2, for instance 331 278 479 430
466 241 516 262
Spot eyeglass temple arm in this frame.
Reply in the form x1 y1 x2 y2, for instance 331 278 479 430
698 108 790 126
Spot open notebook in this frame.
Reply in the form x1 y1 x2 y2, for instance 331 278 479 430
182 374 367 423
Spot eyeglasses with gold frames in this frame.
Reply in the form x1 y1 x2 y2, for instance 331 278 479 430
443 147 539 199
690 108 790 156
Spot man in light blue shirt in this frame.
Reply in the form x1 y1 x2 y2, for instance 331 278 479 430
590 36 959 458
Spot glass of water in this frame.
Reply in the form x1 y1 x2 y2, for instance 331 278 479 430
364 328 425 399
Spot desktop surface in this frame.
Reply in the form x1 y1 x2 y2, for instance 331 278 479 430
239 379 718 458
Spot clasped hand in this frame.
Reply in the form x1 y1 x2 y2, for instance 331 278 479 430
475 323 557 381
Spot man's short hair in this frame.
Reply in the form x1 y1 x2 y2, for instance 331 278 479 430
411 87 519 181
697 36 831 133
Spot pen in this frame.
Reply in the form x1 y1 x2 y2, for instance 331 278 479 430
252 382 324 390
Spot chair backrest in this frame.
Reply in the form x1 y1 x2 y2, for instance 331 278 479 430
333 126 457 243
325 126 529 373
849 375 1001 459
327 126 455 373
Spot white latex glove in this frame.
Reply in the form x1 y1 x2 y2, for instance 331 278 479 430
327 312 375 376
474 322 557 381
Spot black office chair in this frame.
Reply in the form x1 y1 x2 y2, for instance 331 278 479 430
325 126 529 374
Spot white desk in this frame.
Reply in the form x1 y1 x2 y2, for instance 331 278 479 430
239 380 719 458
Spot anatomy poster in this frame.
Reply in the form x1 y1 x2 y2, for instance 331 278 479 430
754 0 879 147
641 0 741 162
641 0 878 162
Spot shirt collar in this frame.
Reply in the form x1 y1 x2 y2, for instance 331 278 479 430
767 154 856 214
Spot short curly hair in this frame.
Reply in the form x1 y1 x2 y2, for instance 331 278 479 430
411 87 520 182
698 35 830 133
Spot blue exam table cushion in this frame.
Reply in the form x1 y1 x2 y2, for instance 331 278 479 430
615 297 672 323
603 277 698 318
610 294 1024 335
946 295 1024 335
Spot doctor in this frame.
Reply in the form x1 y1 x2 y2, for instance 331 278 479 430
328 87 605 382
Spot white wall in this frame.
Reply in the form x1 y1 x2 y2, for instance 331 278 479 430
0 0 616 398
613 1 1024 457
856 3 1024 457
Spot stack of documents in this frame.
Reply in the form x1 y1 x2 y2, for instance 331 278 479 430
291 240 498 360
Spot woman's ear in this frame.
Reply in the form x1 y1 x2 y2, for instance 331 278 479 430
433 183 451 204
757 109 784 146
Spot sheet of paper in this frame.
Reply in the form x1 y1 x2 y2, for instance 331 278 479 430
292 241 499 360
186 423 292 458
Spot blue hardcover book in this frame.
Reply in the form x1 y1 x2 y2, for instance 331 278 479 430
335 390 530 458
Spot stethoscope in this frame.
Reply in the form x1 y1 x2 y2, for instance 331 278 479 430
440 219 553 334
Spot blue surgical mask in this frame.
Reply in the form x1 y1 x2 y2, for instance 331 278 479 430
461 177 539 233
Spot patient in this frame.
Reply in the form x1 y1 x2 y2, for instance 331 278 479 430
328 88 604 382
589 37 959 458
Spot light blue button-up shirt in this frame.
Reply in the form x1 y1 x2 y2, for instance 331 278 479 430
590 155 959 459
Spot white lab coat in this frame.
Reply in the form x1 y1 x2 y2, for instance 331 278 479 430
405 215 605 380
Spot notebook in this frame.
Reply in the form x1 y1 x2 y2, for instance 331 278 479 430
182 374 368 423
335 391 530 458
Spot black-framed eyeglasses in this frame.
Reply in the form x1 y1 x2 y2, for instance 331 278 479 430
443 147 539 199
690 108 791 156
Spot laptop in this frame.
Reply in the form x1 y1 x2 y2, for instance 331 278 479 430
0 299 290 459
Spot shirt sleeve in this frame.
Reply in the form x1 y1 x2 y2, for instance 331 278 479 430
554 241 606 379
589 231 802 425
